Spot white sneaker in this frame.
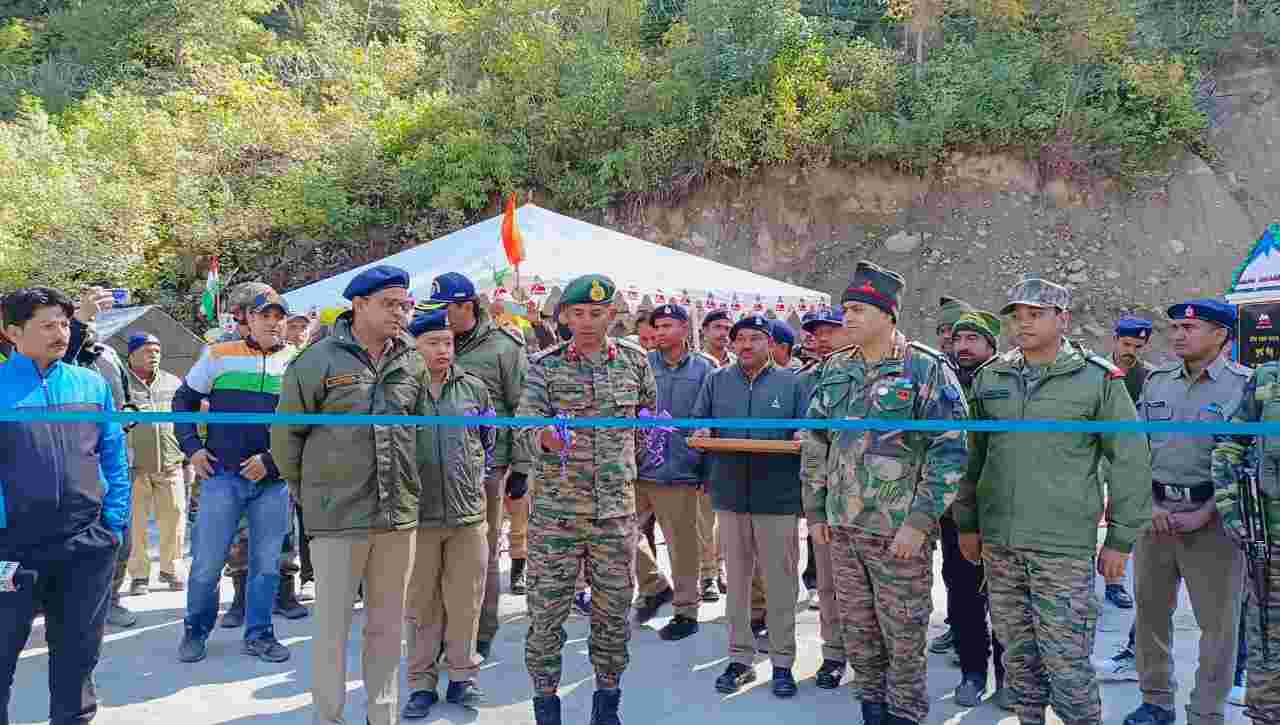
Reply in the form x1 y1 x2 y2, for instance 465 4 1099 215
1093 647 1138 682
807 590 820 611
1230 684 1247 707
299 580 315 603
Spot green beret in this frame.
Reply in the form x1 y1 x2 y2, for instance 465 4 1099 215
560 274 616 306
938 297 974 329
953 310 1001 348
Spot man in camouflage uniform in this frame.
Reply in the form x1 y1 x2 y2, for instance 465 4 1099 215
936 296 974 358
956 276 1152 725
429 272 531 657
802 261 968 725
517 274 657 725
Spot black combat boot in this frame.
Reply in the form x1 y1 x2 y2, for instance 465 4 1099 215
532 694 562 725
274 575 309 619
860 701 888 725
510 558 527 595
590 688 622 725
220 573 247 628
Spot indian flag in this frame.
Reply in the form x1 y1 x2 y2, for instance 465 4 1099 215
200 258 221 320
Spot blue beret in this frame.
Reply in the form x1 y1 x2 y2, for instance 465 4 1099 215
1166 300 1236 329
127 333 160 355
730 314 772 341
343 265 410 301
650 304 689 324
801 308 844 333
429 272 476 303
702 309 731 327
1114 316 1153 340
770 320 795 346
408 309 450 337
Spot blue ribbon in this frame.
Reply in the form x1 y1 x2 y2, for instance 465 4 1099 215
3 408 1280 434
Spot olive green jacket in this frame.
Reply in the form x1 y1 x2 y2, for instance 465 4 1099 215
953 339 1152 555
272 314 425 536
416 364 493 528
455 308 530 474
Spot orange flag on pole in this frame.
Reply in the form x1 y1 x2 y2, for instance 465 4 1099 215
501 193 526 268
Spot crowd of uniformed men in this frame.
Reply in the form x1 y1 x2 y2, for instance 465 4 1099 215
4 256 1280 725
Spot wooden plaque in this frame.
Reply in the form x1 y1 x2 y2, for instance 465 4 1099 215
686 437 801 455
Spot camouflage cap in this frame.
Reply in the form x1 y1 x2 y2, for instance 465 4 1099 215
1000 277 1071 315
937 296 974 329
227 282 274 313
953 310 1001 348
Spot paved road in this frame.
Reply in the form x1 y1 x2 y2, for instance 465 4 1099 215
9 527 1245 725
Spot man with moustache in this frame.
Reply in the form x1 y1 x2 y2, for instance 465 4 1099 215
957 276 1152 725
697 308 735 595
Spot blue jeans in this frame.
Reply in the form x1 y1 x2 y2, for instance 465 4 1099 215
184 473 289 642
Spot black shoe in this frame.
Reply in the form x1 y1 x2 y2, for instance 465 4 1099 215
771 667 797 698
700 578 721 603
476 640 492 661
221 574 247 628
634 586 673 625
510 558 527 595
658 614 699 641
815 659 846 689
402 690 438 719
274 576 310 619
242 637 291 663
446 680 485 707
928 627 954 653
1106 584 1135 609
106 600 137 628
178 630 207 663
533 694 562 725
589 688 622 725
1123 703 1176 725
954 673 986 707
861 701 888 725
715 662 757 694
751 619 767 638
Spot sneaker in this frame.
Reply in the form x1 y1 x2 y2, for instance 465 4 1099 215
715 662 757 694
992 686 1015 712
298 579 315 602
929 628 955 653
445 680 485 707
107 600 137 628
178 630 207 663
701 578 721 603
954 674 986 707
658 614 699 641
1122 703 1176 725
242 637 291 663
1230 684 1247 707
1094 646 1138 682
402 690 438 719
158 571 186 591
574 591 592 616
807 590 820 611
771 667 797 698
1106 584 1134 609
634 586 673 624
815 659 845 689
130 578 150 597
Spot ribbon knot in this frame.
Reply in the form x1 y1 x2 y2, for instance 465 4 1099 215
639 408 676 466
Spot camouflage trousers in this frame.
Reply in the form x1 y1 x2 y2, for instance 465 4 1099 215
1245 545 1280 725
831 526 933 723
984 545 1101 725
525 511 635 694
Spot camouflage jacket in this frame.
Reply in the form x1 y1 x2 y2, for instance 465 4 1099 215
516 337 657 520
455 308 530 474
801 332 968 536
1211 361 1280 540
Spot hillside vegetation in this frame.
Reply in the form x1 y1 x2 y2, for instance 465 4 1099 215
1 0 1277 314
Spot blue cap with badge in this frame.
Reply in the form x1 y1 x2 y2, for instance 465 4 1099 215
650 304 689 324
429 272 477 303
730 314 772 341
127 333 161 355
1114 316 1153 340
801 308 844 333
343 265 411 301
1166 299 1236 330
770 320 795 347
408 308 449 337
701 309 731 327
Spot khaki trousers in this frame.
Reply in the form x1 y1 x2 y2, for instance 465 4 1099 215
1134 522 1245 725
506 494 529 560
813 535 845 661
720 511 799 667
406 523 488 691
697 490 719 579
310 530 416 725
634 482 701 618
479 467 507 642
127 467 186 580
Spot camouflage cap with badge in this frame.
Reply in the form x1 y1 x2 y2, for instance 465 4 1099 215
1000 276 1072 315
560 274 616 306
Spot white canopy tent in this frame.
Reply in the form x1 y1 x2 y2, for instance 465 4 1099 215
281 204 830 319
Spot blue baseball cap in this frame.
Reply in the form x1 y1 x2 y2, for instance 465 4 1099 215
127 333 160 355
1114 316 1153 340
770 320 796 347
408 308 450 337
429 272 477 303
801 308 844 333
343 265 411 301
1167 300 1235 330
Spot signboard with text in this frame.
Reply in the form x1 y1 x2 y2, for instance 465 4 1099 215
1238 301 1280 367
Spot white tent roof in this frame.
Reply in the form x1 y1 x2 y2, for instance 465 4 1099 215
282 204 829 314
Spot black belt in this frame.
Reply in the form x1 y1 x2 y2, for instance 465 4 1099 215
1152 481 1213 504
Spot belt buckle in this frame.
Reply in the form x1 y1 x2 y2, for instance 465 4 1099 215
1161 485 1185 502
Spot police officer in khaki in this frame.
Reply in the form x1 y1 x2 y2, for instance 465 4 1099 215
1125 300 1248 725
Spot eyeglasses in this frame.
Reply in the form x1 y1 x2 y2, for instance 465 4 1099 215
377 298 416 315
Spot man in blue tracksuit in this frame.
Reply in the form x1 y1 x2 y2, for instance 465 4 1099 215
0 287 131 725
